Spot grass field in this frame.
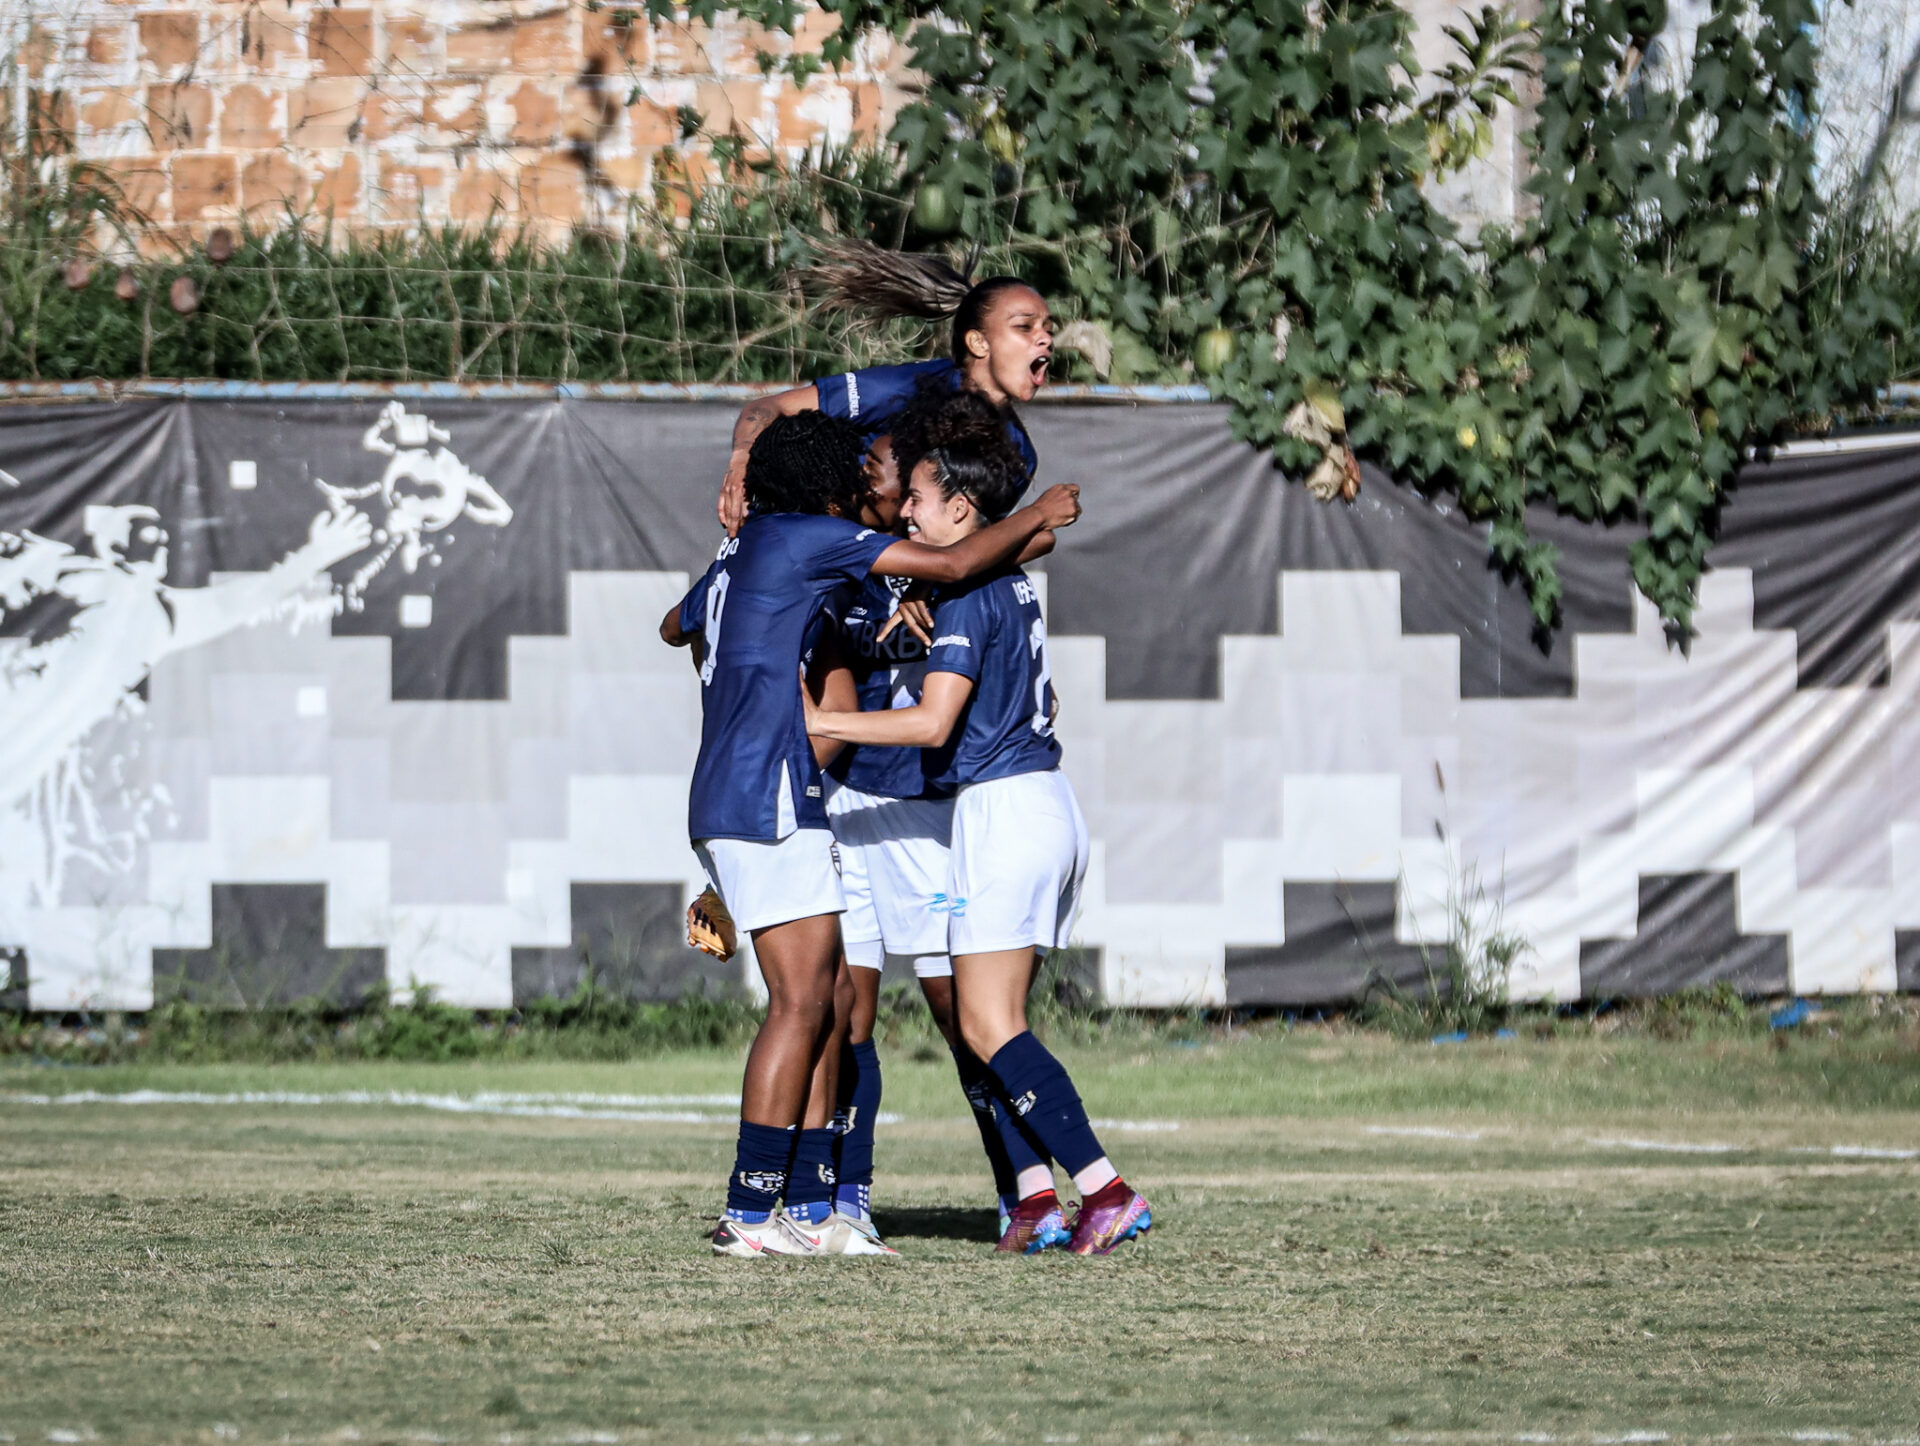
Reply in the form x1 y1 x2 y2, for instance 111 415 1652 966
5 1030 1920 1445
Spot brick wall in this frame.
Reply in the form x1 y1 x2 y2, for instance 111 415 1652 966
6 0 1556 249
8 0 911 246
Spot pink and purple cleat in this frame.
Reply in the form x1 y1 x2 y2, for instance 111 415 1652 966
1065 1186 1153 1255
996 1193 1073 1254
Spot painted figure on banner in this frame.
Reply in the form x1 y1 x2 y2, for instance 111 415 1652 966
322 402 514 607
0 405 509 910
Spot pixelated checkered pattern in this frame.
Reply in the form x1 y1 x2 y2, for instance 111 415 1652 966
13 557 1920 1010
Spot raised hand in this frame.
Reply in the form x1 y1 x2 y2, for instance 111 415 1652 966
718 463 749 537
1031 483 1081 531
302 503 374 569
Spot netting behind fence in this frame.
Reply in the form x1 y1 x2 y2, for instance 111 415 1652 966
0 145 989 385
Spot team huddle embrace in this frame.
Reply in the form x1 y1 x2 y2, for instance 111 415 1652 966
659 245 1152 1260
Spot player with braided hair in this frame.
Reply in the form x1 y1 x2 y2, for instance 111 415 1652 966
715 240 1054 534
804 405 1151 1257
661 410 1081 1258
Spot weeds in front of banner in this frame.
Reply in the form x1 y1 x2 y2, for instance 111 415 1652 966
1359 861 1527 1041
1361 762 1530 1039
0 948 1209 1066
0 970 765 1065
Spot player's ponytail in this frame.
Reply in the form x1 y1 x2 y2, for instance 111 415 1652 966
801 238 1031 365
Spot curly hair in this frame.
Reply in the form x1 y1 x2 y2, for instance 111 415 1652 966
801 238 1036 365
744 411 866 518
889 380 1027 522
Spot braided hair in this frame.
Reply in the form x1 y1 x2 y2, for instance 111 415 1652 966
744 411 866 518
889 380 1027 523
802 238 1035 365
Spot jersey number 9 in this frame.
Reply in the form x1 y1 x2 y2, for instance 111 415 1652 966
699 570 730 687
1028 617 1055 737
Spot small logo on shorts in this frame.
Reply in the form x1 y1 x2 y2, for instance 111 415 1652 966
928 892 967 918
1011 1090 1037 1117
806 785 821 798
830 843 843 876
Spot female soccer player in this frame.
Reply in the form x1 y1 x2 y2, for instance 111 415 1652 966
661 410 1080 1258
803 403 1153 1257
808 392 1054 1244
714 241 1054 533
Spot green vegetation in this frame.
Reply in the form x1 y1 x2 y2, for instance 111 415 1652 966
0 132 935 384
4 1035 1920 1443
796 0 1917 632
5 0 1920 628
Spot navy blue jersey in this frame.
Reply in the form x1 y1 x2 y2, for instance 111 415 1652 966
813 358 1039 484
677 513 895 842
825 574 945 801
923 567 1062 790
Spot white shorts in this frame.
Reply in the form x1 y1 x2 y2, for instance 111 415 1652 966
826 783 954 962
948 769 1089 956
693 828 843 934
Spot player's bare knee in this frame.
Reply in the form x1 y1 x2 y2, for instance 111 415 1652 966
957 1011 1011 1064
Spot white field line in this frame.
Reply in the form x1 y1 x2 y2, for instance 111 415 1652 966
1373 1124 1919 1161
1586 1137 1739 1155
3 1089 735 1123
5 1092 1915 1159
1367 1125 1486 1140
0 1088 1139 1133
0 1088 813 1125
1793 1144 1920 1161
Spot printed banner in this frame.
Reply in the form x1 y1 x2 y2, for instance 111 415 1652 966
2 395 1918 1009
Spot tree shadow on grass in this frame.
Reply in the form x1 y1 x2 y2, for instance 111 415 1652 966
872 1205 999 1244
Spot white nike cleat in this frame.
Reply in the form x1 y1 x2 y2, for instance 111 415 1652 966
710 1212 823 1258
768 1208 832 1256
821 1211 900 1257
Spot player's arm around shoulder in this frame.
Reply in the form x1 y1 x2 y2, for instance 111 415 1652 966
717 384 819 533
870 484 1080 586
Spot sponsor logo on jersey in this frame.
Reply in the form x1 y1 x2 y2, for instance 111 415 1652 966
845 372 862 417
844 612 927 663
928 892 967 918
931 634 972 649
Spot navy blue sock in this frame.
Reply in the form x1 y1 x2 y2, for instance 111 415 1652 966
950 1041 1031 1202
987 1032 1106 1177
785 1127 838 1225
989 1094 1053 1192
725 1121 795 1223
833 1038 882 1217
